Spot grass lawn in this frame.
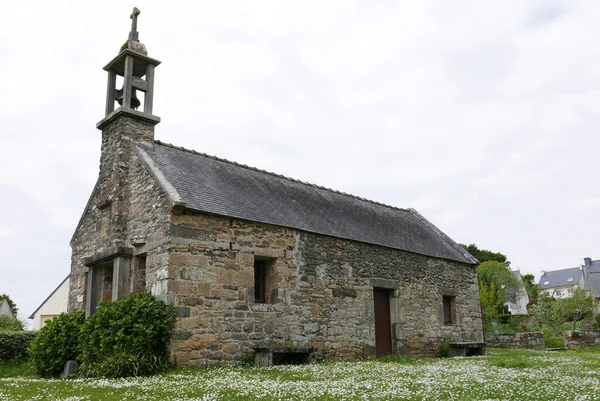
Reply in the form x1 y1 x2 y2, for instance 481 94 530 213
1 348 599 400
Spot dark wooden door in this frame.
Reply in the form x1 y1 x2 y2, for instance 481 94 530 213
374 288 392 357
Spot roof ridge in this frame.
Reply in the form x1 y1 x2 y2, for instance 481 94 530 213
153 139 411 213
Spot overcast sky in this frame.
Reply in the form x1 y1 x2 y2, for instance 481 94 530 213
1 0 598 322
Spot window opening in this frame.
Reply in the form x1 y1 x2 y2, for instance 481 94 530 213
254 259 267 303
443 296 455 324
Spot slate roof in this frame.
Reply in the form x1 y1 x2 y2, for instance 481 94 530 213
138 141 476 265
583 259 600 298
538 267 584 289
0 300 15 319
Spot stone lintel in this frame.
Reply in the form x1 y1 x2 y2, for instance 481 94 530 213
96 107 160 130
448 342 485 348
441 288 458 297
83 247 134 266
369 278 399 289
253 248 285 259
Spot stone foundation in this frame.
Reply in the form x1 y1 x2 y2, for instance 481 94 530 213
485 332 545 349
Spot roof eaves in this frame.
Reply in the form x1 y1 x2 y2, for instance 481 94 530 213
28 275 70 320
134 142 185 206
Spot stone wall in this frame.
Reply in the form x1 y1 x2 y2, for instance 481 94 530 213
70 114 484 365
165 210 484 365
486 332 545 349
68 115 172 312
564 330 600 348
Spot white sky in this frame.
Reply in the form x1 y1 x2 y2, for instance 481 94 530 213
1 0 598 322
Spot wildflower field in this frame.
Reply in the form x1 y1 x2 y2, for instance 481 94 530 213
1 348 599 400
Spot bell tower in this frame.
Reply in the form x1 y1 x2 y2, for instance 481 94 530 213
93 7 161 250
97 7 161 132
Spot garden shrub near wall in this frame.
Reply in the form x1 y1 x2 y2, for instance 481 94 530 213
29 310 85 377
79 292 177 378
0 331 37 361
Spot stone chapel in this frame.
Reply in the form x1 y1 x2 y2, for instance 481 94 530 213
68 9 484 365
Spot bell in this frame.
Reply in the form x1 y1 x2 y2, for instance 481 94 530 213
115 87 141 109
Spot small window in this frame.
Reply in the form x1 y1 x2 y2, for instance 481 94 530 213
567 277 574 283
443 296 455 324
131 255 147 293
254 260 267 303
555 290 561 296
567 288 573 294
543 281 549 285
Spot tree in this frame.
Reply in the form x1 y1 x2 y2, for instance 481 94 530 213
564 288 594 330
479 281 503 321
529 297 568 336
530 290 594 336
0 294 18 317
476 261 520 321
0 315 24 331
459 243 510 265
521 273 539 301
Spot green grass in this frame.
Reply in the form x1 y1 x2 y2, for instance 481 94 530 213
1 348 600 400
0 361 35 378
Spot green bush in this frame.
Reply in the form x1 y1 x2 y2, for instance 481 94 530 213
79 292 177 378
29 310 85 377
0 331 37 361
439 342 450 358
544 335 565 348
0 316 24 332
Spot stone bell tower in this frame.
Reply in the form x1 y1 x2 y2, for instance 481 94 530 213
97 7 160 133
76 8 162 317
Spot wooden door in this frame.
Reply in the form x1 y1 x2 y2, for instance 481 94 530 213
374 288 392 357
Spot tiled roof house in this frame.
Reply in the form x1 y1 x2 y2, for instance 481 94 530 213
538 267 587 299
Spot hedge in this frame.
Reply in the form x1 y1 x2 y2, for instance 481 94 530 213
0 331 37 361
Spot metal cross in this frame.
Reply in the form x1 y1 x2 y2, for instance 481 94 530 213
129 7 140 41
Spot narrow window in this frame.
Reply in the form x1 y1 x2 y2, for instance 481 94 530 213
254 259 267 303
443 296 455 324
132 255 147 293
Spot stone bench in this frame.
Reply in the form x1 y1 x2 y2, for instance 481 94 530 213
448 342 486 357
254 347 318 367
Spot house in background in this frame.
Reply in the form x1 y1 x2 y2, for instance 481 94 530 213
29 276 69 330
66 9 484 365
583 257 600 310
0 300 15 319
504 270 529 315
538 267 587 299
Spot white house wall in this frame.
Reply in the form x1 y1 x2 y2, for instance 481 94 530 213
31 278 69 330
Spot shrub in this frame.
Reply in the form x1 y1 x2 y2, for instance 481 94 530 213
439 342 450 358
0 331 37 361
29 310 85 377
0 316 24 332
544 336 565 348
79 292 177 378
